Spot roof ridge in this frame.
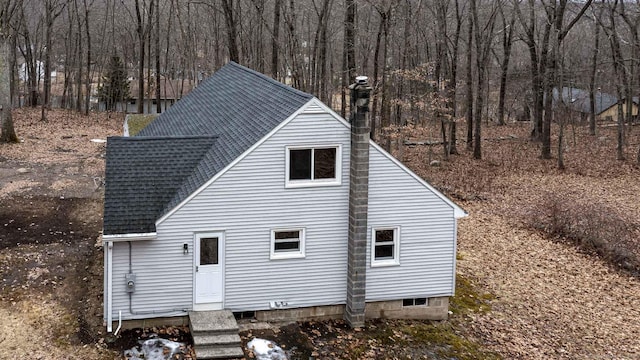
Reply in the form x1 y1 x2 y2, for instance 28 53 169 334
110 135 219 141
227 61 313 100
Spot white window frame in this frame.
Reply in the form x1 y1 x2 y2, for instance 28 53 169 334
285 145 342 188
371 226 400 267
270 228 306 260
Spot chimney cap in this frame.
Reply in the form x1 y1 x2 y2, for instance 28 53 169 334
355 76 368 85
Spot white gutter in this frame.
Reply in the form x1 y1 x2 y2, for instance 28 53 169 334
103 232 157 242
106 241 113 332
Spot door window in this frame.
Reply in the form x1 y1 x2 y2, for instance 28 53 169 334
200 237 219 265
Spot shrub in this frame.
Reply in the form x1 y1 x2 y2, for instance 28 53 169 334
528 192 640 273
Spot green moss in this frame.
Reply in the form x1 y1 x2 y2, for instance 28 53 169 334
450 274 495 315
126 114 158 136
400 322 501 360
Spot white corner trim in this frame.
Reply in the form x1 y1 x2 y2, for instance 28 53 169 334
369 141 468 219
106 241 113 332
156 99 319 226
102 232 157 242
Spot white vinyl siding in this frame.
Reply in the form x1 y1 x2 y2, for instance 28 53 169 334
157 101 351 312
366 145 457 301
110 239 192 320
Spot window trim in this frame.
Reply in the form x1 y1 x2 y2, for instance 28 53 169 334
371 226 400 267
270 228 306 260
285 145 342 188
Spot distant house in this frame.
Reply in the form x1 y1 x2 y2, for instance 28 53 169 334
99 77 195 114
553 87 638 122
102 62 466 332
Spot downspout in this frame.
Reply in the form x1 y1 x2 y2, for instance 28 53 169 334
106 241 113 333
114 311 122 336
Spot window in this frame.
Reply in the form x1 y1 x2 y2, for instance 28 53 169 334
403 298 427 307
270 228 305 259
286 146 341 187
200 237 219 265
372 227 400 266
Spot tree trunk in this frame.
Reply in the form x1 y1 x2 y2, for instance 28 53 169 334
221 0 239 62
83 0 91 116
371 16 384 140
465 8 473 150
341 0 355 119
558 120 565 170
0 29 17 143
447 0 462 155
271 0 282 79
41 2 52 121
588 8 601 136
155 0 161 114
497 6 514 126
135 0 145 114
607 0 625 160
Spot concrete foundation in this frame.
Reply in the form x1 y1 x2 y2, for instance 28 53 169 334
111 315 189 331
365 297 449 321
256 305 345 323
111 297 449 329
255 297 449 323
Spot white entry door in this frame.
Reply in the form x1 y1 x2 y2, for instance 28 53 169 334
194 232 224 309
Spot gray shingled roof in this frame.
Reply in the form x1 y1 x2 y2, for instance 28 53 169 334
553 87 629 115
104 136 218 235
104 62 314 235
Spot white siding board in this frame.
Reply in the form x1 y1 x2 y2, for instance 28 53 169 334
157 111 351 312
111 240 192 319
366 145 456 301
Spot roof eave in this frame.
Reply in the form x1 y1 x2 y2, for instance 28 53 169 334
102 232 157 242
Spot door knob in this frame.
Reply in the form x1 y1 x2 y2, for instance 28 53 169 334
196 266 199 272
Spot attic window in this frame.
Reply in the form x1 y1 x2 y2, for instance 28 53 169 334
285 145 341 188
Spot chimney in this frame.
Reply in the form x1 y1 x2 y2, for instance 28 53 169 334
345 76 372 328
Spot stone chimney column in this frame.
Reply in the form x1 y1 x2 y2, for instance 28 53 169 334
345 76 372 328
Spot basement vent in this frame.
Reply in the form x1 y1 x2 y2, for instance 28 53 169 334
402 298 427 307
233 311 256 320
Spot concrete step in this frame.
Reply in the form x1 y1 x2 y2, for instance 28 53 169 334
194 345 245 360
193 333 241 347
189 310 243 359
189 310 239 333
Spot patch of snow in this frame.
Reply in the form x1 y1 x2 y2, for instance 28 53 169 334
124 336 184 360
246 338 289 360
90 138 107 143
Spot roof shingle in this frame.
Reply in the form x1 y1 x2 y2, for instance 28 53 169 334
104 62 314 235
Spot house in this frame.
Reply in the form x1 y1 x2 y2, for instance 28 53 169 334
99 77 195 114
102 62 467 333
553 87 638 122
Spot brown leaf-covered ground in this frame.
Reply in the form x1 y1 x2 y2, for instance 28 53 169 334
2 109 640 359
399 120 640 359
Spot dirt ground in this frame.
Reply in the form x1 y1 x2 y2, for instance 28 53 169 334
0 109 121 359
2 108 640 359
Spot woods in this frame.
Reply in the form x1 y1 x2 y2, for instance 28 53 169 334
0 0 639 165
